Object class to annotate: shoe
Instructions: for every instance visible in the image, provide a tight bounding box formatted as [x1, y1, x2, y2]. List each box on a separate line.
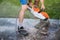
[18, 26, 29, 36]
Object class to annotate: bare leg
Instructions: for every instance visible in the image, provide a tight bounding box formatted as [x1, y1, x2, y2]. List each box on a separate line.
[40, 0, 45, 9]
[28, 0, 32, 7]
[18, 5, 29, 36]
[34, 0, 40, 7]
[28, 0, 32, 3]
[19, 5, 28, 27]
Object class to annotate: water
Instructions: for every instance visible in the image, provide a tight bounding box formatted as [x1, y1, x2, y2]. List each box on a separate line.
[0, 18, 60, 40]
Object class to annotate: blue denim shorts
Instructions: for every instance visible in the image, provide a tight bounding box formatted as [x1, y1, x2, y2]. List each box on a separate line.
[20, 0, 28, 5]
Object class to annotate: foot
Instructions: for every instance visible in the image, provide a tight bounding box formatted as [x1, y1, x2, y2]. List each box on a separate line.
[41, 5, 45, 10]
[18, 26, 29, 36]
[40, 31, 48, 35]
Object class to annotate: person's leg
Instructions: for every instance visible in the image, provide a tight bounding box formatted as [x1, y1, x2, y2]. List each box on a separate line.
[19, 5, 28, 27]
[27, 0, 32, 7]
[28, 0, 32, 3]
[40, 0, 45, 10]
[18, 0, 28, 27]
[34, 0, 40, 7]
[18, 0, 29, 36]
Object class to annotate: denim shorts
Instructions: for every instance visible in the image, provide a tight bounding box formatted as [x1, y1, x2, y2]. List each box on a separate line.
[20, 0, 28, 5]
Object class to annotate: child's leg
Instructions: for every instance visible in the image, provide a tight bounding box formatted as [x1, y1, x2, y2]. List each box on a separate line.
[34, 0, 45, 9]
[28, 0, 33, 7]
[28, 0, 32, 3]
[34, 0, 40, 7]
[40, 0, 45, 9]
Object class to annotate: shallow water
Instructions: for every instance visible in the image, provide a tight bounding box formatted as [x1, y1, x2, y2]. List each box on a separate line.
[0, 18, 60, 40]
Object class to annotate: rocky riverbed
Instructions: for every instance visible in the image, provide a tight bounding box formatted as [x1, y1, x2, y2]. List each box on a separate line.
[0, 18, 60, 40]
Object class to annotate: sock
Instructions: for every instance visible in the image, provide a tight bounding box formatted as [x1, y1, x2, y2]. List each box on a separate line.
[18, 23, 23, 28]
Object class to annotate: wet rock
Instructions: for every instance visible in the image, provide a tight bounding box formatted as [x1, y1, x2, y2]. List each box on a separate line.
[55, 29, 60, 40]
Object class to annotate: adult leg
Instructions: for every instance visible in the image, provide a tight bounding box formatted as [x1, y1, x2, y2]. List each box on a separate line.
[18, 0, 28, 27]
[19, 5, 28, 27]
[18, 0, 28, 36]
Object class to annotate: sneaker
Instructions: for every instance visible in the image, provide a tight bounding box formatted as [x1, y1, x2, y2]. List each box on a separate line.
[18, 26, 29, 36]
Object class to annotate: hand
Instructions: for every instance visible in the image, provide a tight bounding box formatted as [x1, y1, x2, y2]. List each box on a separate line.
[41, 5, 45, 10]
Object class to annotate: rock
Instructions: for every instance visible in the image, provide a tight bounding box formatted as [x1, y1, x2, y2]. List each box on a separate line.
[55, 29, 60, 40]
